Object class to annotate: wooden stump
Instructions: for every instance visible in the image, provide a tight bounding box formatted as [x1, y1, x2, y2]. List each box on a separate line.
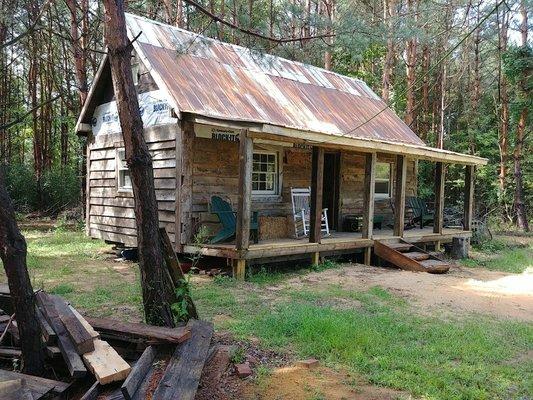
[451, 237, 469, 259]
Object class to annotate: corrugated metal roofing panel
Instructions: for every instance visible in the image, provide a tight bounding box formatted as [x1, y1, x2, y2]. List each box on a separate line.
[125, 13, 425, 146]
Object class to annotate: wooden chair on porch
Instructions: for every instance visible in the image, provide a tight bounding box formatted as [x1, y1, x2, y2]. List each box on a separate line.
[291, 187, 330, 238]
[406, 196, 434, 229]
[209, 196, 259, 244]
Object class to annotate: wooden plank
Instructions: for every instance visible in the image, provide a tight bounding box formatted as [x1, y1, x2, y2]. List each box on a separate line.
[35, 292, 87, 378]
[69, 305, 100, 340]
[36, 307, 56, 344]
[0, 368, 70, 398]
[361, 153, 376, 239]
[393, 155, 407, 237]
[90, 148, 175, 161]
[85, 316, 191, 344]
[433, 162, 445, 234]
[50, 295, 95, 354]
[121, 346, 156, 400]
[151, 320, 213, 400]
[309, 146, 324, 243]
[89, 206, 175, 222]
[180, 120, 194, 245]
[0, 347, 21, 360]
[235, 130, 253, 251]
[82, 339, 131, 384]
[79, 381, 100, 400]
[175, 122, 183, 251]
[464, 165, 475, 231]
[86, 136, 93, 236]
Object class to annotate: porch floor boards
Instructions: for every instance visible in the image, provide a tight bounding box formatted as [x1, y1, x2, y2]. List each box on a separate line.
[184, 227, 470, 260]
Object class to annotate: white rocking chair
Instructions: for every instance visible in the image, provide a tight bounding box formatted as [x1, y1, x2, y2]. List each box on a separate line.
[291, 187, 330, 238]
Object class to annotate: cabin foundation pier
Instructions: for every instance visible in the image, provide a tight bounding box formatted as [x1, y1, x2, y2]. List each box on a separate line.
[232, 259, 246, 280]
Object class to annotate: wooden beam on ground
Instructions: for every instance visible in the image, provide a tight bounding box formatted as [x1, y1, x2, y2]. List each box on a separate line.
[464, 165, 475, 231]
[49, 295, 95, 354]
[85, 316, 191, 344]
[0, 368, 70, 399]
[235, 130, 253, 251]
[362, 152, 377, 239]
[433, 162, 445, 234]
[79, 381, 100, 400]
[309, 146, 324, 243]
[36, 308, 56, 344]
[151, 320, 213, 400]
[121, 346, 156, 400]
[393, 155, 407, 237]
[35, 292, 87, 378]
[82, 339, 131, 384]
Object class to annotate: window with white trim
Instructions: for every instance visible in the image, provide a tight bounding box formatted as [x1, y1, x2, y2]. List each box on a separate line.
[375, 162, 391, 198]
[116, 149, 132, 192]
[252, 151, 279, 196]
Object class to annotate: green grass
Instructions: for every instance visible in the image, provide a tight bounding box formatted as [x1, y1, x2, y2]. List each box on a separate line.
[194, 281, 533, 400]
[463, 237, 532, 273]
[1, 224, 531, 399]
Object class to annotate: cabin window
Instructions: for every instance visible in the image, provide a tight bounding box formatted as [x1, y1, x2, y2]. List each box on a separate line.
[375, 162, 391, 198]
[252, 151, 279, 196]
[116, 149, 132, 192]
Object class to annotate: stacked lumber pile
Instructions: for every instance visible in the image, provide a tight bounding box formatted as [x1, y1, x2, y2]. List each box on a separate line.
[0, 287, 214, 400]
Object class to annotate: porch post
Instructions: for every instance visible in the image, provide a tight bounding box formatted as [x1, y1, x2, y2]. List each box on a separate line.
[393, 155, 407, 237]
[433, 162, 445, 235]
[235, 129, 253, 252]
[362, 152, 376, 265]
[309, 146, 324, 244]
[464, 165, 475, 231]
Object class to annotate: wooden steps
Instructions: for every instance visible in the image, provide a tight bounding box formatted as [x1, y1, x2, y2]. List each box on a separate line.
[374, 240, 451, 274]
[403, 251, 430, 261]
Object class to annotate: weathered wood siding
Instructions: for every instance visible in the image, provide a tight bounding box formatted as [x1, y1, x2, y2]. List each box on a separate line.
[87, 125, 178, 247]
[190, 135, 417, 239]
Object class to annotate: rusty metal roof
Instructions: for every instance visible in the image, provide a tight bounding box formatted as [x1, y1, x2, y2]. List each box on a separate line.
[124, 13, 425, 146]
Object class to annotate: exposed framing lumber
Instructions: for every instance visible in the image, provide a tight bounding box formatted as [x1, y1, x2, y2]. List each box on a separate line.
[433, 162, 445, 234]
[188, 115, 488, 165]
[235, 130, 253, 251]
[464, 165, 475, 231]
[361, 152, 376, 239]
[393, 155, 407, 237]
[309, 146, 325, 243]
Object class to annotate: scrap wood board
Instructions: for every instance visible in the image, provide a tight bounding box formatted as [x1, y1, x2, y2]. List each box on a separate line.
[35, 292, 87, 378]
[0, 368, 70, 399]
[49, 294, 95, 354]
[85, 317, 191, 344]
[82, 339, 132, 384]
[151, 320, 213, 400]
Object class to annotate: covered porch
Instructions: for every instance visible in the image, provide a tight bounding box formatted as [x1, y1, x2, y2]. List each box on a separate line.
[181, 116, 485, 279]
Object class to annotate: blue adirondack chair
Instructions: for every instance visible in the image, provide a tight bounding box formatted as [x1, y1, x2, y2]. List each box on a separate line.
[210, 196, 259, 244]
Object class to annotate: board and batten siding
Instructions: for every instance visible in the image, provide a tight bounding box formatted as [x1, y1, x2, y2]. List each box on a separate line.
[190, 132, 417, 239]
[86, 124, 178, 247]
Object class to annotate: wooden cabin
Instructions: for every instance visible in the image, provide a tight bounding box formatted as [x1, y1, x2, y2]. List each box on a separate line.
[76, 14, 487, 278]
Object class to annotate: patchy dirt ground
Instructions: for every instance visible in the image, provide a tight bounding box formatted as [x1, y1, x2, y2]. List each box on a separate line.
[280, 263, 533, 321]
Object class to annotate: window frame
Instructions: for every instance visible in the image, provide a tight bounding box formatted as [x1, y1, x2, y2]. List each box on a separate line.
[116, 148, 133, 193]
[251, 150, 280, 197]
[374, 162, 392, 199]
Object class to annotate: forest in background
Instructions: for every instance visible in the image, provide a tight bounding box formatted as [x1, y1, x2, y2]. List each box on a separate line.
[0, 0, 530, 230]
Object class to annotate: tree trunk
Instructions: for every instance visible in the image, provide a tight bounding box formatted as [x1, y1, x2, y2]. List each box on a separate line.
[513, 0, 529, 232]
[382, 0, 395, 103]
[0, 174, 46, 375]
[102, 0, 178, 327]
[405, 0, 418, 129]
[497, 5, 509, 201]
